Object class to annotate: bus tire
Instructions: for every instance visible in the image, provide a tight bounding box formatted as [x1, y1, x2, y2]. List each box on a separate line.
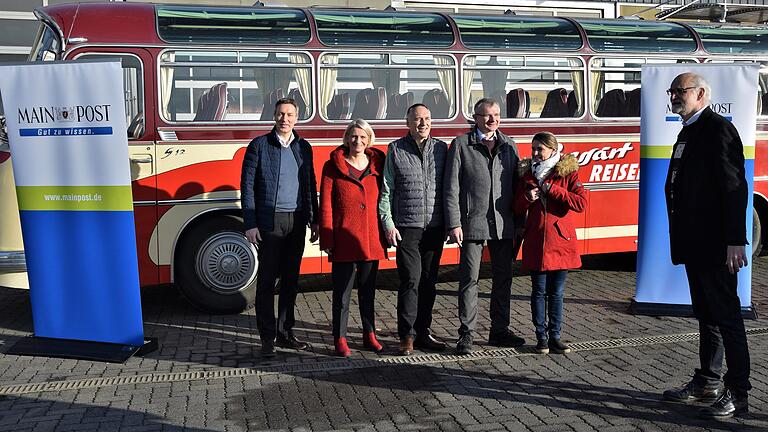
[753, 207, 763, 259]
[175, 215, 257, 314]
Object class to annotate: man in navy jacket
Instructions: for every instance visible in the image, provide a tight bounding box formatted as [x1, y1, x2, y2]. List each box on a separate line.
[241, 98, 319, 358]
[662, 72, 751, 419]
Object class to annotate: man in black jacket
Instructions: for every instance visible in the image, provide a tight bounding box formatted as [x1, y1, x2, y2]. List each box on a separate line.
[241, 98, 319, 358]
[662, 72, 751, 419]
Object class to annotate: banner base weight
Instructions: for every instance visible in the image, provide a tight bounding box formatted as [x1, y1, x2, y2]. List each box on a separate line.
[629, 300, 757, 319]
[5, 336, 155, 363]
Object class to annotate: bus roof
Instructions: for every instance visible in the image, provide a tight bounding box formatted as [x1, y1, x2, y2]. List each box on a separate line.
[36, 2, 768, 56]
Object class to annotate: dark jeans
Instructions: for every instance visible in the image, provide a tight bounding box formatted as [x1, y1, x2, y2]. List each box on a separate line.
[255, 212, 305, 343]
[331, 260, 378, 338]
[458, 239, 515, 336]
[685, 264, 751, 395]
[396, 226, 445, 339]
[530, 270, 568, 341]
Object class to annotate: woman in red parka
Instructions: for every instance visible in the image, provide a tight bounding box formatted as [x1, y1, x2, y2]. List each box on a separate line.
[514, 131, 587, 355]
[319, 118, 387, 357]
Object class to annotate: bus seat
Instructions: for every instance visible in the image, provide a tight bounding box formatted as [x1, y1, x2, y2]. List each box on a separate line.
[423, 88, 449, 118]
[127, 112, 144, 139]
[260, 88, 285, 120]
[287, 88, 307, 119]
[567, 91, 578, 117]
[193, 82, 228, 121]
[351, 88, 381, 119]
[761, 93, 768, 115]
[625, 88, 641, 117]
[375, 87, 387, 119]
[386, 92, 414, 119]
[540, 88, 570, 118]
[327, 93, 351, 120]
[506, 88, 530, 118]
[596, 89, 626, 117]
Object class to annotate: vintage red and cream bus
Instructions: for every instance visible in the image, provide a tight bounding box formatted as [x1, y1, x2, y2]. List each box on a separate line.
[0, 2, 766, 313]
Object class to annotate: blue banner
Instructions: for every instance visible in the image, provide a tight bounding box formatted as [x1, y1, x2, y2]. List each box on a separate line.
[0, 61, 145, 346]
[635, 64, 756, 311]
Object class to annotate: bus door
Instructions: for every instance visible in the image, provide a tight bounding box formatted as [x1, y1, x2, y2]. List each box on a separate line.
[73, 48, 159, 286]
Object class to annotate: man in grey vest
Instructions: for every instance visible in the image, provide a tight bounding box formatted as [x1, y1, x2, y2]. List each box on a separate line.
[444, 97, 524, 355]
[379, 104, 449, 356]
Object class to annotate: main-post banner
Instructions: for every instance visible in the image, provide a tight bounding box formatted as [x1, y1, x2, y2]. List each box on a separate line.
[0, 60, 144, 345]
[636, 64, 757, 310]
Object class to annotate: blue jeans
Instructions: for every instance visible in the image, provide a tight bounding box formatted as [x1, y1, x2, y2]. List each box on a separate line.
[530, 270, 568, 341]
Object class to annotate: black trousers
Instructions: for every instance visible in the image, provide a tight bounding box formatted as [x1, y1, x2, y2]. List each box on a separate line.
[255, 212, 306, 342]
[331, 260, 378, 338]
[458, 239, 515, 336]
[396, 227, 445, 339]
[685, 263, 751, 395]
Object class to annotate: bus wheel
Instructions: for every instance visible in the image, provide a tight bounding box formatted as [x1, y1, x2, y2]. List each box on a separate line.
[754, 207, 763, 259]
[175, 215, 257, 314]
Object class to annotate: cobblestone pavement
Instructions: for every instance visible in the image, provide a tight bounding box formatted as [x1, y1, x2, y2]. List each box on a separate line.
[0, 254, 767, 431]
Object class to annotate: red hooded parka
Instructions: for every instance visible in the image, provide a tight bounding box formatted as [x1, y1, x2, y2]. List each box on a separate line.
[513, 154, 587, 271]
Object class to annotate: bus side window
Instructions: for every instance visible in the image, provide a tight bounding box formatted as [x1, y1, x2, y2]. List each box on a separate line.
[320, 53, 456, 121]
[463, 55, 583, 120]
[591, 57, 696, 119]
[159, 51, 313, 123]
[76, 53, 144, 138]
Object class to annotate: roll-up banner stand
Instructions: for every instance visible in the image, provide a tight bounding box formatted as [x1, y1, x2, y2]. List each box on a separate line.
[0, 60, 155, 362]
[632, 64, 757, 318]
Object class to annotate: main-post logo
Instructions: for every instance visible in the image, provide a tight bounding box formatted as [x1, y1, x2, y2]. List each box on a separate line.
[665, 102, 733, 122]
[17, 104, 113, 137]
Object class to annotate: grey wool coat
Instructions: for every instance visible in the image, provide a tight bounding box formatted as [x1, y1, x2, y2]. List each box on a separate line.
[444, 127, 520, 241]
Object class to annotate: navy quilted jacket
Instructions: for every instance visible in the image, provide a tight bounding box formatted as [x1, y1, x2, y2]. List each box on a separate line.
[240, 129, 319, 231]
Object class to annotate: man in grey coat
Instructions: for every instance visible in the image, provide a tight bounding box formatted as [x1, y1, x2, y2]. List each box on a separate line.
[444, 97, 524, 354]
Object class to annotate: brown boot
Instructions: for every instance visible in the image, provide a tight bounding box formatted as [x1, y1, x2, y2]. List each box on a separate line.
[398, 336, 414, 356]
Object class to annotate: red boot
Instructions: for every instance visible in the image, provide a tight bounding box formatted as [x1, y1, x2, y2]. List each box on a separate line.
[335, 337, 351, 357]
[363, 332, 384, 353]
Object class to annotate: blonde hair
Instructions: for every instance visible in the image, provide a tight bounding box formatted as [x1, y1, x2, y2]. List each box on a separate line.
[532, 131, 560, 152]
[344, 118, 375, 148]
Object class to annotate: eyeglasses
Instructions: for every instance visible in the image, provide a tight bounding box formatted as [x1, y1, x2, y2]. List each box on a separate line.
[473, 113, 500, 120]
[666, 86, 698, 96]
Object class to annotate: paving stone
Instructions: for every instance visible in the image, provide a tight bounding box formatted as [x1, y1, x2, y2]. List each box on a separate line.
[0, 255, 767, 431]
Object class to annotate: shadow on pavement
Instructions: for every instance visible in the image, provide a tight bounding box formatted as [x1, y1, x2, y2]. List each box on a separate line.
[0, 394, 220, 431]
[225, 360, 768, 431]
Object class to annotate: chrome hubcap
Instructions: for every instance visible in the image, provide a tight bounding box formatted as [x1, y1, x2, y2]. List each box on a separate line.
[195, 232, 257, 294]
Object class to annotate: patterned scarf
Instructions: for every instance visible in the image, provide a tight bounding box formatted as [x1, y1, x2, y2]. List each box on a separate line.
[532, 151, 561, 185]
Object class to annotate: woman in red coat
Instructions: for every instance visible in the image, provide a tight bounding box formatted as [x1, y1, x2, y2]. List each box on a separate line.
[319, 118, 387, 357]
[514, 131, 587, 355]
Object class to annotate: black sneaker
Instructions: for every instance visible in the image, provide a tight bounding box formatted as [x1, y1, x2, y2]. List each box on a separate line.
[456, 334, 473, 355]
[548, 339, 571, 354]
[535, 339, 549, 354]
[699, 389, 748, 419]
[275, 332, 309, 351]
[488, 330, 525, 348]
[663, 380, 721, 403]
[261, 339, 276, 358]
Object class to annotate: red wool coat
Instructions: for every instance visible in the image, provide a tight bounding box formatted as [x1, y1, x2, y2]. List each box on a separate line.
[319, 145, 387, 263]
[513, 154, 587, 271]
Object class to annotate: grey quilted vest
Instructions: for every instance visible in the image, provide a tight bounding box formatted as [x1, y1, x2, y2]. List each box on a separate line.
[389, 135, 448, 229]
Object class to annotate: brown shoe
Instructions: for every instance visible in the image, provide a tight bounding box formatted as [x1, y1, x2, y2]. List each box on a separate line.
[398, 336, 414, 356]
